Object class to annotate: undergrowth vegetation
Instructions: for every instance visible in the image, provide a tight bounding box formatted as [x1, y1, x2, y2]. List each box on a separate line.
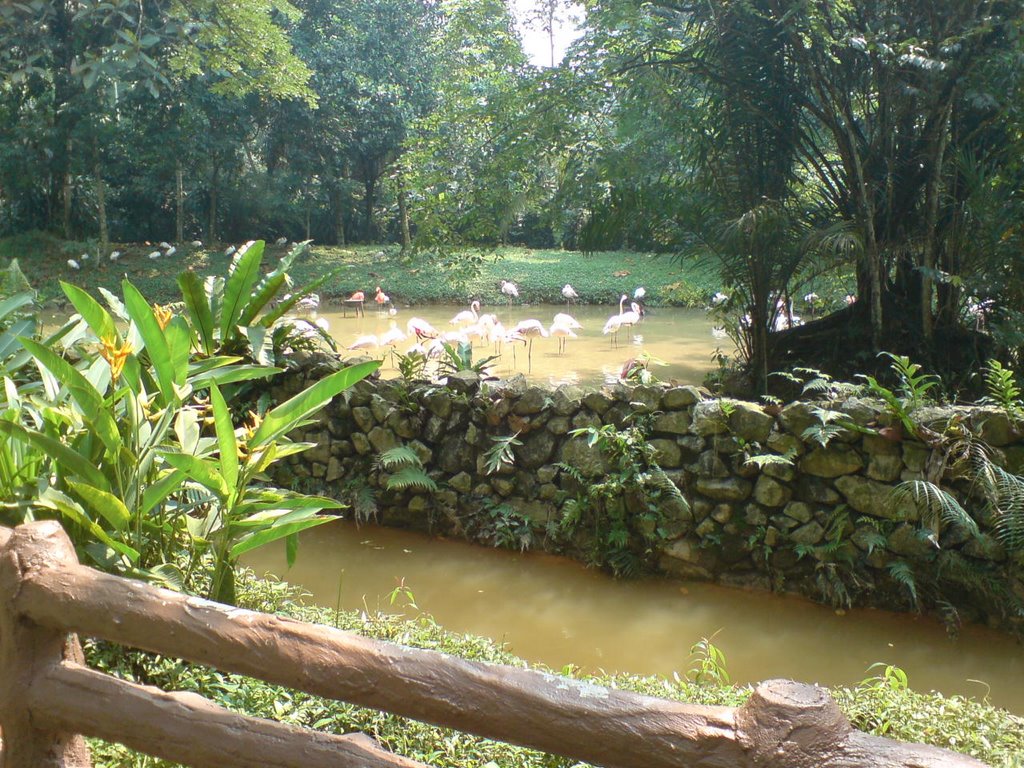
[86, 569, 1024, 768]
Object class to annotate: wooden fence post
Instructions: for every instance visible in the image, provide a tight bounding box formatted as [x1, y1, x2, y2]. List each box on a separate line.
[0, 522, 92, 767]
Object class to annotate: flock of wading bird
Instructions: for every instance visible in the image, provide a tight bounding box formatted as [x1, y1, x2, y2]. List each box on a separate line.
[317, 282, 650, 372]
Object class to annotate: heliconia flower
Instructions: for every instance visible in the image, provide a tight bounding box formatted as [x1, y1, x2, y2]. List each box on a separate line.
[99, 338, 133, 383]
[153, 303, 173, 331]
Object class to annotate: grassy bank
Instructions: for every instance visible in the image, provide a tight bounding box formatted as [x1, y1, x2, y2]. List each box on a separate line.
[86, 570, 1023, 768]
[0, 231, 719, 307]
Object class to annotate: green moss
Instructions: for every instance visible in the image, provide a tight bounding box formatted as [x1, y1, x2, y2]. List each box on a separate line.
[85, 569, 1024, 768]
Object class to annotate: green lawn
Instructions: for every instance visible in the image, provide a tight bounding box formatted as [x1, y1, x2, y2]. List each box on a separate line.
[0, 232, 720, 308]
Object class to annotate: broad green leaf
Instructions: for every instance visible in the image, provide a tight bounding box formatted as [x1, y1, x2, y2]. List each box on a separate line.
[221, 241, 265, 339]
[261, 267, 344, 326]
[19, 337, 121, 453]
[37, 488, 139, 562]
[210, 384, 239, 493]
[122, 281, 175, 404]
[162, 451, 230, 501]
[229, 514, 336, 559]
[237, 272, 287, 327]
[285, 532, 299, 567]
[251, 360, 379, 448]
[61, 282, 117, 343]
[139, 469, 187, 517]
[165, 316, 191, 387]
[178, 270, 215, 355]
[189, 364, 281, 389]
[0, 292, 34, 324]
[0, 421, 108, 490]
[68, 480, 131, 531]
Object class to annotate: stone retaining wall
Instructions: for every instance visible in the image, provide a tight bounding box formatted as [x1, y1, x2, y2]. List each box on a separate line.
[268, 362, 1024, 634]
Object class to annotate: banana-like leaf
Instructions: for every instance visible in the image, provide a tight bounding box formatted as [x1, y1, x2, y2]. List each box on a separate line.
[37, 488, 139, 563]
[260, 266, 344, 327]
[19, 337, 122, 453]
[61, 282, 117, 342]
[123, 281, 175, 404]
[221, 241, 265, 339]
[251, 360, 379, 449]
[139, 469, 187, 517]
[165, 316, 191, 388]
[178, 270, 216, 355]
[229, 514, 336, 559]
[0, 420, 108, 490]
[68, 480, 131, 531]
[0, 292, 34, 323]
[162, 451, 230, 501]
[189, 364, 280, 389]
[210, 383, 239, 494]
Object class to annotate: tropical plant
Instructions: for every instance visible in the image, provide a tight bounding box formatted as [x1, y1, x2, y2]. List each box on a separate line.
[482, 432, 522, 476]
[2, 275, 377, 601]
[980, 359, 1023, 416]
[437, 341, 499, 379]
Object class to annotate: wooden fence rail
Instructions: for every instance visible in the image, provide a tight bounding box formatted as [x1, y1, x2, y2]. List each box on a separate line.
[0, 521, 983, 768]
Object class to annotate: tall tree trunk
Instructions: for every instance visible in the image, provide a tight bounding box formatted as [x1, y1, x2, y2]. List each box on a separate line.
[305, 198, 311, 242]
[363, 176, 376, 242]
[921, 102, 953, 341]
[62, 138, 73, 239]
[398, 180, 411, 251]
[176, 160, 185, 243]
[208, 162, 219, 242]
[93, 148, 108, 255]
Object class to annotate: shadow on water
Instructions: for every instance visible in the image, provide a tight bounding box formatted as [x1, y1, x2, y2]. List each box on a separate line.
[246, 521, 1024, 715]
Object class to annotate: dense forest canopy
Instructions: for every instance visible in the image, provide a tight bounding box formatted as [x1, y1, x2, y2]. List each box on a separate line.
[0, 0, 1022, 384]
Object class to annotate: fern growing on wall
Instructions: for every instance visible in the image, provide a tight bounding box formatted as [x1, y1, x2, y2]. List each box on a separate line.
[375, 446, 438, 493]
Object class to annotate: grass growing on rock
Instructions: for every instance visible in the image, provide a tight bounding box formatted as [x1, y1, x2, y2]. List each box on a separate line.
[1, 232, 718, 308]
[86, 570, 1024, 768]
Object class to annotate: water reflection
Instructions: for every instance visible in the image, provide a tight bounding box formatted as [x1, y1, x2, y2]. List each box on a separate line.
[312, 303, 728, 388]
[247, 521, 1024, 715]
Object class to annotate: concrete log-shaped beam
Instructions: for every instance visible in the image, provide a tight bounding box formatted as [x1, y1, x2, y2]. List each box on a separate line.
[0, 524, 92, 767]
[6, 522, 988, 768]
[735, 680, 983, 767]
[29, 662, 429, 768]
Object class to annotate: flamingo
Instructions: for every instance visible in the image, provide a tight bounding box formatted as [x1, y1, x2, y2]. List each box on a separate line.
[549, 321, 577, 354]
[406, 317, 439, 340]
[603, 295, 629, 345]
[67, 259, 80, 270]
[164, 245, 177, 257]
[552, 312, 582, 330]
[374, 286, 391, 313]
[348, 290, 365, 302]
[511, 319, 547, 372]
[190, 240, 203, 247]
[619, 301, 642, 338]
[295, 293, 320, 315]
[159, 241, 172, 250]
[348, 334, 379, 351]
[562, 284, 579, 304]
[147, 250, 161, 260]
[450, 300, 481, 328]
[378, 322, 407, 364]
[711, 291, 729, 307]
[633, 286, 646, 301]
[503, 328, 526, 366]
[500, 280, 519, 305]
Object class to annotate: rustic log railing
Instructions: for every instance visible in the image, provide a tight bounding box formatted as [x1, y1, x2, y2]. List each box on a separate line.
[0, 521, 983, 768]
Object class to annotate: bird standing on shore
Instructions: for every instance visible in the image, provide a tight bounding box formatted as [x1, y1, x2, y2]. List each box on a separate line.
[500, 280, 519, 305]
[562, 284, 579, 304]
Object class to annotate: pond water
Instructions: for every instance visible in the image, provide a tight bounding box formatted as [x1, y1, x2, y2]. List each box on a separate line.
[315, 302, 727, 387]
[246, 521, 1024, 715]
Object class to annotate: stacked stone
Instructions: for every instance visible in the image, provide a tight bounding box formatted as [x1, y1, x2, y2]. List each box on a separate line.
[267, 363, 1023, 630]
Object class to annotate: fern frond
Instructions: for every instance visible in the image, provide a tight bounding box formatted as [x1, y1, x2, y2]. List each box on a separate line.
[889, 480, 979, 538]
[648, 466, 690, 512]
[976, 462, 1024, 551]
[375, 446, 421, 472]
[386, 466, 438, 492]
[887, 560, 919, 609]
[743, 450, 796, 469]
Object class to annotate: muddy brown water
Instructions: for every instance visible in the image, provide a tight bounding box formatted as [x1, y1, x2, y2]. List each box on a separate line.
[246, 521, 1024, 715]
[316, 303, 727, 387]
